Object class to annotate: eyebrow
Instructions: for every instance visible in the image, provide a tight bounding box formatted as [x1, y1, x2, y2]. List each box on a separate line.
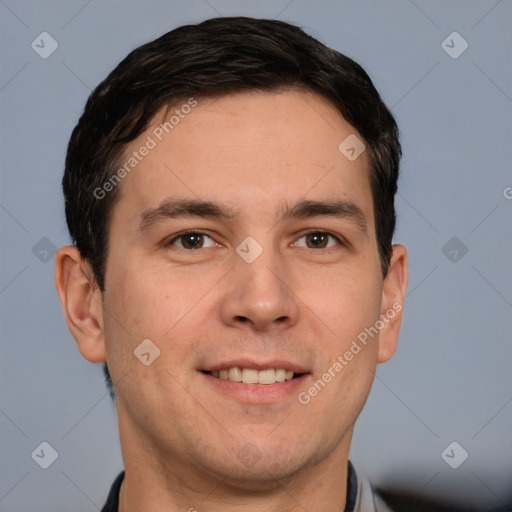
[283, 199, 367, 233]
[138, 198, 367, 234]
[139, 199, 235, 231]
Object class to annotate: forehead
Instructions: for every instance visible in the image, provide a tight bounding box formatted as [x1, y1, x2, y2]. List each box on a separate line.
[112, 90, 373, 228]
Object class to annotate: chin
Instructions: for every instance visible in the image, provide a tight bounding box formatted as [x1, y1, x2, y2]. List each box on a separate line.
[220, 461, 305, 491]
[201, 440, 318, 491]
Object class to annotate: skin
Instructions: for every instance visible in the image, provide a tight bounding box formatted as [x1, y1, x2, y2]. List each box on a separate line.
[55, 90, 408, 511]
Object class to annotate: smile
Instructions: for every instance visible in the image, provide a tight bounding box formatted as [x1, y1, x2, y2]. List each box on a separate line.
[203, 367, 302, 385]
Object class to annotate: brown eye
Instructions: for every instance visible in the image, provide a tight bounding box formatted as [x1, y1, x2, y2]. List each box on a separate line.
[305, 232, 329, 248]
[180, 233, 204, 249]
[168, 232, 216, 250]
[293, 231, 341, 250]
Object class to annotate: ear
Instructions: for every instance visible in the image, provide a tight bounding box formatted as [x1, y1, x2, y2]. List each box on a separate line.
[55, 246, 106, 363]
[377, 244, 408, 364]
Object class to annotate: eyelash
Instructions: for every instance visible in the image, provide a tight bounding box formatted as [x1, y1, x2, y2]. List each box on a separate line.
[296, 229, 345, 249]
[164, 230, 217, 250]
[165, 229, 345, 250]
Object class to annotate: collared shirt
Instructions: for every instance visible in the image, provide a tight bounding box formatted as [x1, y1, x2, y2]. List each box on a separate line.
[101, 461, 392, 512]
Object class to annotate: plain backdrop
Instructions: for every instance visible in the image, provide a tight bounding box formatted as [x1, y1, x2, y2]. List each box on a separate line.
[1, 1, 511, 510]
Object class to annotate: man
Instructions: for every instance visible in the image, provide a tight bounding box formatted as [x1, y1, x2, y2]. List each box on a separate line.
[55, 17, 407, 512]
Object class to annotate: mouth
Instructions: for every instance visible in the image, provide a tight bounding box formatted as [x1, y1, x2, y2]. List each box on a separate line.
[199, 360, 310, 403]
[202, 367, 305, 385]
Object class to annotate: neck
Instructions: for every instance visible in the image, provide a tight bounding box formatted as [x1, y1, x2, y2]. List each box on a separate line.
[120, 463, 350, 512]
[116, 403, 352, 512]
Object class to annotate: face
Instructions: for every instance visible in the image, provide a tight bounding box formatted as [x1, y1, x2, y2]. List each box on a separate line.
[93, 90, 403, 485]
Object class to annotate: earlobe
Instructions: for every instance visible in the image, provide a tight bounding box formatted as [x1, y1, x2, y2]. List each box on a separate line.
[377, 244, 408, 364]
[55, 246, 106, 363]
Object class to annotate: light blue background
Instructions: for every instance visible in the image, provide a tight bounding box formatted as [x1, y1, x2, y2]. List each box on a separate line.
[1, 1, 511, 510]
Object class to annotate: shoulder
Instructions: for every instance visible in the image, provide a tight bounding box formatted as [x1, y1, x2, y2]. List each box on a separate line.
[352, 464, 394, 512]
[101, 471, 124, 512]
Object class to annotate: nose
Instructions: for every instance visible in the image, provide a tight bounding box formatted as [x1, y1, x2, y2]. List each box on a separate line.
[219, 244, 300, 333]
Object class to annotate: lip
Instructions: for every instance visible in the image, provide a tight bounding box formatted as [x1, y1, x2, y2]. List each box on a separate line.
[200, 371, 310, 404]
[201, 359, 309, 373]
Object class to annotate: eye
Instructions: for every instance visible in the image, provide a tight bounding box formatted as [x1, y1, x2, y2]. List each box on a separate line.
[167, 231, 217, 250]
[294, 231, 341, 249]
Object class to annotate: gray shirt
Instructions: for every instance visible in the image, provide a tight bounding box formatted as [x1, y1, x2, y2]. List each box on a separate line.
[352, 464, 393, 512]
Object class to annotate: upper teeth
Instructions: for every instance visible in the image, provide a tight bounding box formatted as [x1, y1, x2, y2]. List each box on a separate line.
[210, 368, 294, 384]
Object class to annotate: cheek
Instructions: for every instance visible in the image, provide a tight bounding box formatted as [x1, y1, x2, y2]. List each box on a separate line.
[312, 270, 382, 417]
[105, 261, 186, 333]
[102, 264, 213, 368]
[326, 358, 375, 427]
[100, 266, 167, 381]
[305, 267, 382, 347]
